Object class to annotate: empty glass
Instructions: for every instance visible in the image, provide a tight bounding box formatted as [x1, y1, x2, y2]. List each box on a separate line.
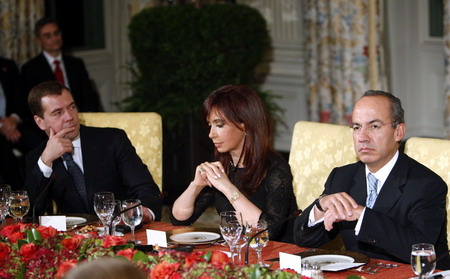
[245, 219, 269, 266]
[9, 190, 30, 224]
[219, 211, 243, 264]
[122, 199, 143, 244]
[110, 200, 122, 236]
[411, 243, 436, 279]
[0, 184, 11, 226]
[94, 192, 115, 236]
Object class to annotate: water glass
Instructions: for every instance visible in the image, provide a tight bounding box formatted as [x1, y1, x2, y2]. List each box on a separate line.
[411, 243, 436, 278]
[219, 211, 243, 264]
[0, 184, 11, 226]
[245, 219, 269, 266]
[111, 200, 122, 235]
[122, 199, 143, 244]
[9, 190, 30, 224]
[94, 192, 115, 236]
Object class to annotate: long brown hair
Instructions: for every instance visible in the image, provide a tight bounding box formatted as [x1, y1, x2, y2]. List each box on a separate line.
[202, 85, 273, 194]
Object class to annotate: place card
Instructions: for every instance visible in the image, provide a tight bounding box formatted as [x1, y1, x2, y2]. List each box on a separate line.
[146, 229, 168, 247]
[39, 215, 66, 231]
[279, 252, 302, 274]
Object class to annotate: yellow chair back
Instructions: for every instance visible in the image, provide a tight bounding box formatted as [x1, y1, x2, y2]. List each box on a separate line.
[78, 112, 163, 191]
[404, 137, 450, 244]
[289, 121, 358, 211]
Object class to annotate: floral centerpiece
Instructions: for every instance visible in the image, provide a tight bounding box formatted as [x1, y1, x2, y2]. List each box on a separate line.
[0, 223, 305, 278]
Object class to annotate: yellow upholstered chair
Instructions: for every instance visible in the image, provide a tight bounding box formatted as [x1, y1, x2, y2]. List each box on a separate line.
[78, 112, 163, 191]
[404, 137, 450, 244]
[288, 121, 358, 212]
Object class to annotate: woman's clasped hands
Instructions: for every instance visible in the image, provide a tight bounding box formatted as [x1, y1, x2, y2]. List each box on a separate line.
[195, 161, 231, 192]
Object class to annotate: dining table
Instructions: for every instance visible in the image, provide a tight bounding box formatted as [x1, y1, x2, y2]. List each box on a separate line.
[3, 217, 431, 278]
[125, 221, 422, 279]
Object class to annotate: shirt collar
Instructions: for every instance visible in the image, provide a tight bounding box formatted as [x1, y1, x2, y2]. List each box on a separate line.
[43, 51, 63, 65]
[71, 135, 81, 148]
[365, 150, 399, 186]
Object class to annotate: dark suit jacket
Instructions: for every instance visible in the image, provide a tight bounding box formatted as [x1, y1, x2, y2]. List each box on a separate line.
[24, 125, 163, 220]
[293, 153, 450, 269]
[0, 57, 24, 117]
[21, 53, 101, 113]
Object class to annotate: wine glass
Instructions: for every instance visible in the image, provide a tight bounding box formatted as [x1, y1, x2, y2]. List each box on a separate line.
[110, 200, 122, 236]
[9, 190, 30, 224]
[94, 192, 115, 236]
[235, 231, 248, 264]
[245, 219, 269, 267]
[219, 211, 243, 264]
[122, 199, 143, 244]
[0, 185, 11, 226]
[411, 243, 436, 278]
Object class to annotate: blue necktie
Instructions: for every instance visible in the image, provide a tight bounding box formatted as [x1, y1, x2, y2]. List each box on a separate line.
[366, 173, 379, 209]
[62, 153, 89, 209]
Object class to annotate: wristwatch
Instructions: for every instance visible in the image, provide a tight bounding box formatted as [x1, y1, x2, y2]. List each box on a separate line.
[314, 194, 327, 212]
[229, 191, 240, 204]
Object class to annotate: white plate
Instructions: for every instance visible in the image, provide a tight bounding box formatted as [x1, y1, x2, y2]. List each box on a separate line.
[169, 231, 220, 244]
[66, 216, 87, 226]
[302, 254, 355, 267]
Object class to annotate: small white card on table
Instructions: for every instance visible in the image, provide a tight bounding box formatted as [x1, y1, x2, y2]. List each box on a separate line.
[146, 229, 168, 247]
[279, 252, 302, 274]
[39, 215, 66, 231]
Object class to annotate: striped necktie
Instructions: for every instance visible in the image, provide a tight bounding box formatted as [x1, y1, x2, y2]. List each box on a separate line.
[366, 173, 379, 209]
[62, 152, 88, 209]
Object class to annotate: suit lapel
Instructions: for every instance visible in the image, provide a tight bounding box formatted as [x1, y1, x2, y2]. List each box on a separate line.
[38, 53, 55, 80]
[372, 154, 407, 213]
[79, 126, 99, 211]
[350, 164, 367, 206]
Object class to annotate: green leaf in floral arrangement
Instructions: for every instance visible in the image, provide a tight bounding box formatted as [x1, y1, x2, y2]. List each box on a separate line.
[276, 272, 288, 279]
[17, 239, 28, 249]
[346, 275, 365, 279]
[250, 266, 262, 279]
[132, 250, 149, 262]
[16, 263, 26, 279]
[79, 238, 94, 254]
[202, 250, 212, 262]
[31, 228, 42, 243]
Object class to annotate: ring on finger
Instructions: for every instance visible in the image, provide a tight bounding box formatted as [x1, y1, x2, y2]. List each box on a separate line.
[199, 167, 205, 172]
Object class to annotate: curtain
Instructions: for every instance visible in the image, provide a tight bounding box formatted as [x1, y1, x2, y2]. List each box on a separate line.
[303, 0, 387, 125]
[0, 0, 44, 65]
[445, 0, 450, 139]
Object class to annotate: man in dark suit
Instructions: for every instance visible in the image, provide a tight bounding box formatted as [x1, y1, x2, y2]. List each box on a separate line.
[293, 91, 450, 269]
[21, 18, 101, 113]
[0, 57, 45, 188]
[24, 81, 162, 222]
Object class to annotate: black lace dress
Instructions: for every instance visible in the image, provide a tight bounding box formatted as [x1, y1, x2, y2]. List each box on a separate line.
[169, 152, 298, 242]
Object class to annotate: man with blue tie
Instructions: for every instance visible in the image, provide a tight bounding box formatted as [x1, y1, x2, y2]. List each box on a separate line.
[24, 81, 162, 223]
[293, 91, 450, 269]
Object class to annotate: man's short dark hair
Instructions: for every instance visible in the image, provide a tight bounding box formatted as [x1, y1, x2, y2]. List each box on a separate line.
[34, 18, 60, 37]
[28, 81, 71, 118]
[362, 90, 405, 127]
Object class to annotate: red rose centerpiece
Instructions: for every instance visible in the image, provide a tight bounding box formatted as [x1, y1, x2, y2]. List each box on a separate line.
[0, 223, 304, 278]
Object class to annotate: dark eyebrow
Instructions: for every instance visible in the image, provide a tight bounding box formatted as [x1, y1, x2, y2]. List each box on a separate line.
[352, 119, 383, 126]
[211, 119, 225, 124]
[50, 108, 62, 115]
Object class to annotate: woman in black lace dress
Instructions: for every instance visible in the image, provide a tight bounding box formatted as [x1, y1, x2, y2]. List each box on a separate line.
[170, 85, 298, 242]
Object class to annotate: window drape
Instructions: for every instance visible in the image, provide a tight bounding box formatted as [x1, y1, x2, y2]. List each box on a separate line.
[0, 0, 44, 65]
[303, 0, 387, 125]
